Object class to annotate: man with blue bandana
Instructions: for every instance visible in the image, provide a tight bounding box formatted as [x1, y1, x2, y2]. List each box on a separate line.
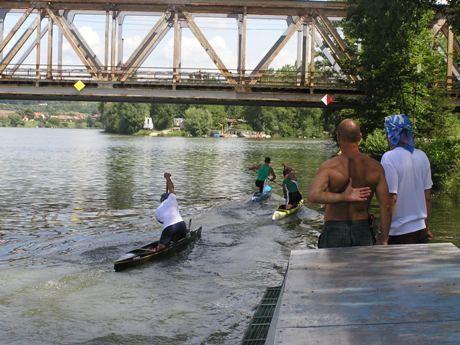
[381, 114, 433, 244]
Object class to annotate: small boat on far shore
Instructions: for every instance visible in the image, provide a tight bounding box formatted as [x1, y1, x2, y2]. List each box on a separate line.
[238, 130, 271, 139]
[114, 225, 202, 272]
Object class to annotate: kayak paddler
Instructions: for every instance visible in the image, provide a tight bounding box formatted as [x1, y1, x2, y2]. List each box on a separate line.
[249, 157, 276, 194]
[282, 167, 302, 209]
[154, 172, 187, 252]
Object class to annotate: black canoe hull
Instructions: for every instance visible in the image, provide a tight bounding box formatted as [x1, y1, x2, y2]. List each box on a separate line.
[114, 226, 202, 272]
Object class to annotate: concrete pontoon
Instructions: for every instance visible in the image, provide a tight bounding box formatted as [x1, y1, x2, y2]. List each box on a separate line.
[266, 243, 460, 345]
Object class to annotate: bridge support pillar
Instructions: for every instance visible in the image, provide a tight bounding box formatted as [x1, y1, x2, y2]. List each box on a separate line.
[173, 12, 182, 87]
[0, 10, 8, 61]
[237, 10, 247, 85]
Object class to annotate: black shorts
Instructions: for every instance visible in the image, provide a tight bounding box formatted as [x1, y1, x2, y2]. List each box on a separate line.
[287, 191, 302, 205]
[159, 221, 187, 245]
[255, 179, 265, 193]
[388, 229, 430, 245]
[318, 220, 373, 248]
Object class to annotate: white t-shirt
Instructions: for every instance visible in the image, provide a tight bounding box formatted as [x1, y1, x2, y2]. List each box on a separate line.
[381, 147, 432, 236]
[154, 193, 183, 229]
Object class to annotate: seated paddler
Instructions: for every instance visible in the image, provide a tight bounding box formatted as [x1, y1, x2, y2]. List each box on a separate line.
[282, 167, 302, 209]
[154, 172, 187, 252]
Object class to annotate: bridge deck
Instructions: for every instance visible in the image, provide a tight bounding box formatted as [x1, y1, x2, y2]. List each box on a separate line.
[267, 243, 460, 345]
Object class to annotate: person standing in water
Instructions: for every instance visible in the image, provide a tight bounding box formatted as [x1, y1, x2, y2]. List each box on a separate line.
[249, 157, 276, 194]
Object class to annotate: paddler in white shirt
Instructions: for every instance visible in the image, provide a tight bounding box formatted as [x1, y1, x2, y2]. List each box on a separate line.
[154, 172, 187, 252]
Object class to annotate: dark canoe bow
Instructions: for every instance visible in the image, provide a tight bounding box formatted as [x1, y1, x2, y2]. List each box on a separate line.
[114, 226, 202, 272]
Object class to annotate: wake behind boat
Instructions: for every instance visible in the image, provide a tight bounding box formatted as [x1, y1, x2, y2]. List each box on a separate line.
[272, 199, 304, 220]
[114, 226, 202, 272]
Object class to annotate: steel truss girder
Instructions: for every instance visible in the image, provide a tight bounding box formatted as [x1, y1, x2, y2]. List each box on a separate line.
[1, 1, 348, 17]
[46, 9, 101, 77]
[431, 18, 460, 82]
[0, 83, 361, 108]
[182, 11, 236, 85]
[249, 15, 308, 85]
[0, 4, 356, 88]
[0, 3, 459, 102]
[0, 14, 40, 75]
[120, 11, 172, 82]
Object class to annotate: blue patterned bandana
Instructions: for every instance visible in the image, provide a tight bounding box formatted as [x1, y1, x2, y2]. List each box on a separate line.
[384, 114, 415, 153]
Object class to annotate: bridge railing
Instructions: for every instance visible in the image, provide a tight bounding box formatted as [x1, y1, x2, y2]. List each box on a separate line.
[0, 64, 352, 89]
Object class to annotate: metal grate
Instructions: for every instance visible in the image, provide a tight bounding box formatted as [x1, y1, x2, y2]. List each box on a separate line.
[241, 286, 282, 345]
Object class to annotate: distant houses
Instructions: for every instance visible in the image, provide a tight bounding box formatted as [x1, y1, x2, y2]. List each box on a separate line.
[172, 118, 184, 131]
[141, 116, 269, 138]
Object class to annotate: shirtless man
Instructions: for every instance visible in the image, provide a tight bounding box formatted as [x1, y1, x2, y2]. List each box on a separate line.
[308, 119, 391, 248]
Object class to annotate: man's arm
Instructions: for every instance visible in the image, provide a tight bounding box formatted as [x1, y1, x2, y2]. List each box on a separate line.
[249, 164, 261, 171]
[308, 164, 372, 204]
[374, 173, 392, 245]
[425, 189, 433, 240]
[164, 172, 176, 194]
[269, 167, 276, 181]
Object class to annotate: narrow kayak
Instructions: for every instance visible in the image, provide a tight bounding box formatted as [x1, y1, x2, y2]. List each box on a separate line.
[114, 226, 202, 272]
[272, 199, 304, 220]
[252, 185, 272, 202]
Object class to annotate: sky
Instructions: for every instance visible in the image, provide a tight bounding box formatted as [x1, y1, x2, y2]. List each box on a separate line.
[2, 11, 305, 75]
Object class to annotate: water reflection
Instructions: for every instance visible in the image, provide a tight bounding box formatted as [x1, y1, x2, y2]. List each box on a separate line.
[106, 145, 136, 209]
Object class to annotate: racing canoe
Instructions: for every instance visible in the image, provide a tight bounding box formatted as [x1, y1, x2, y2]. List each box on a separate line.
[272, 199, 304, 220]
[114, 226, 202, 272]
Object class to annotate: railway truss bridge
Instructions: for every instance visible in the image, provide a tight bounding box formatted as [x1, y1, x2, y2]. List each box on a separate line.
[0, 0, 459, 108]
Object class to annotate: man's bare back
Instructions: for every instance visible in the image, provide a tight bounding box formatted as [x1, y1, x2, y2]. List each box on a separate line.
[308, 119, 391, 245]
[322, 151, 386, 221]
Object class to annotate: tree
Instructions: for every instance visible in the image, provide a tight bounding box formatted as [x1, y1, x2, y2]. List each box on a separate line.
[18, 108, 34, 120]
[47, 117, 61, 127]
[151, 103, 181, 130]
[343, 0, 453, 137]
[206, 105, 227, 128]
[446, 1, 460, 35]
[117, 103, 150, 134]
[100, 102, 149, 134]
[243, 106, 265, 132]
[296, 108, 324, 138]
[99, 103, 119, 133]
[225, 105, 244, 119]
[183, 107, 212, 136]
[8, 114, 21, 127]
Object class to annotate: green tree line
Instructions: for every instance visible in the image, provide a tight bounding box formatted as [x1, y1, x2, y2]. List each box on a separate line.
[99, 100, 325, 139]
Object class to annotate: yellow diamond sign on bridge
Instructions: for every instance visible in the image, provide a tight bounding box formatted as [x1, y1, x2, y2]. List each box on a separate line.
[74, 80, 86, 92]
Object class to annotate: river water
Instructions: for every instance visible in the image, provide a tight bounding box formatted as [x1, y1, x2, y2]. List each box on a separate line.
[0, 128, 458, 345]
